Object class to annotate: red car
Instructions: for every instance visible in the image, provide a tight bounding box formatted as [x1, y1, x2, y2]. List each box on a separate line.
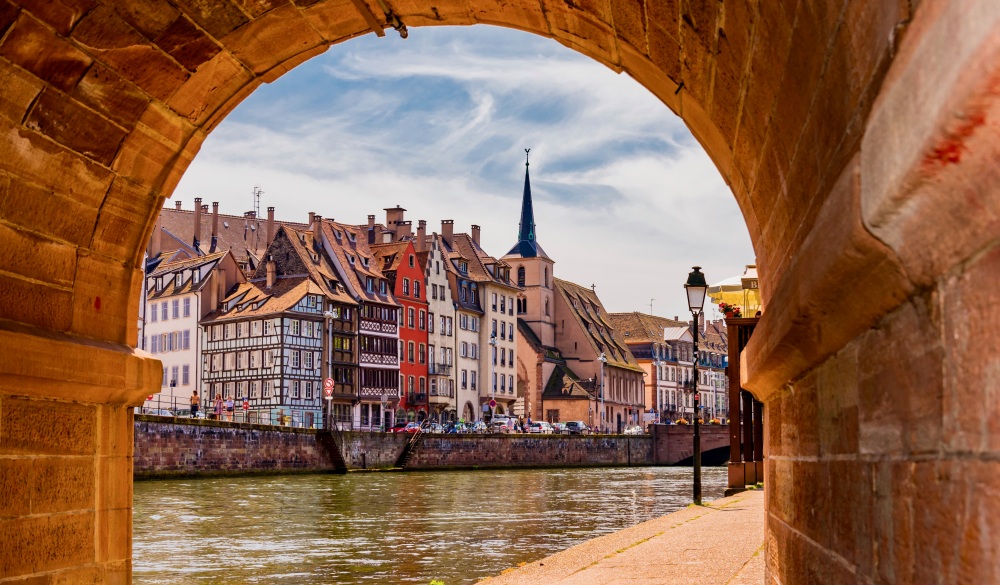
[391, 422, 421, 433]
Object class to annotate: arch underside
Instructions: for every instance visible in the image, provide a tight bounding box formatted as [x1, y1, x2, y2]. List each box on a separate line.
[4, 0, 1000, 583]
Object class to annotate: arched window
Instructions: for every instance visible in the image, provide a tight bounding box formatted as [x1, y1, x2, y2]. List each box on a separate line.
[517, 266, 525, 287]
[544, 267, 549, 287]
[545, 297, 550, 316]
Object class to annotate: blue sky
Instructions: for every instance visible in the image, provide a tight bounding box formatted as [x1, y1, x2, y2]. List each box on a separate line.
[173, 25, 754, 320]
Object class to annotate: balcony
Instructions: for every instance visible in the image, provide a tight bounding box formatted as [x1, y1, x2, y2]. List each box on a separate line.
[430, 387, 455, 399]
[429, 363, 452, 376]
[406, 392, 428, 404]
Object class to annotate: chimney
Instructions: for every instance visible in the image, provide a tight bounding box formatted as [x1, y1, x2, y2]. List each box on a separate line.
[175, 200, 182, 210]
[308, 211, 315, 226]
[471, 224, 481, 246]
[416, 220, 426, 252]
[192, 197, 202, 250]
[313, 214, 322, 247]
[266, 257, 276, 289]
[367, 215, 376, 245]
[397, 220, 412, 240]
[385, 205, 406, 232]
[210, 201, 219, 252]
[266, 207, 275, 244]
[441, 219, 454, 248]
[150, 214, 162, 258]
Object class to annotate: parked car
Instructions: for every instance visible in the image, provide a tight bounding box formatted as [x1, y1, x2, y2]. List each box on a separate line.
[468, 421, 489, 434]
[491, 416, 515, 433]
[528, 421, 554, 434]
[144, 408, 174, 417]
[551, 422, 568, 434]
[391, 422, 421, 433]
[564, 421, 591, 435]
[427, 423, 445, 434]
[623, 425, 645, 435]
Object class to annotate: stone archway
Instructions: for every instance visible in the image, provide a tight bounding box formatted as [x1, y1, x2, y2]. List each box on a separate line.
[2, 1, 1000, 582]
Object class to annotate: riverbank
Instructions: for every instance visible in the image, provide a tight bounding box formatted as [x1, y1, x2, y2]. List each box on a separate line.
[476, 489, 765, 585]
[133, 416, 731, 478]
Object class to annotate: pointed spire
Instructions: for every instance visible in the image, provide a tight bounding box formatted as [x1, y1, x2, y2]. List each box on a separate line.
[507, 148, 549, 259]
[518, 148, 535, 244]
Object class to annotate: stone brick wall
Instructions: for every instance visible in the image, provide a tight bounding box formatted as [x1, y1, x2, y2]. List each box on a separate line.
[133, 416, 337, 478]
[406, 434, 654, 469]
[337, 430, 409, 469]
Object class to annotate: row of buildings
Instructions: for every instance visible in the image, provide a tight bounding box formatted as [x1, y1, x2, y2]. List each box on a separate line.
[140, 161, 729, 430]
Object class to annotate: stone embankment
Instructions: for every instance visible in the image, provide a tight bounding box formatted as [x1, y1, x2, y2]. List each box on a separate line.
[134, 417, 730, 478]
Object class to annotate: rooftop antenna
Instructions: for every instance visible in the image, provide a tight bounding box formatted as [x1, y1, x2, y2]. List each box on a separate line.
[252, 185, 263, 248]
[650, 298, 655, 315]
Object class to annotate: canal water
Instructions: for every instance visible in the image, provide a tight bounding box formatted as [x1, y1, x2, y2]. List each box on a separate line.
[133, 466, 727, 584]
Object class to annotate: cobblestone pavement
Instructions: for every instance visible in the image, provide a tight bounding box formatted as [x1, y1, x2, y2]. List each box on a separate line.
[477, 490, 765, 585]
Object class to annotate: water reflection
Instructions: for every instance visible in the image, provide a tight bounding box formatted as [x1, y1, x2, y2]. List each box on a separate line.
[133, 467, 727, 584]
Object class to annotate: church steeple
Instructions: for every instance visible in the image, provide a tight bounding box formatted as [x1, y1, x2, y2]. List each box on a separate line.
[518, 149, 536, 244]
[507, 149, 548, 259]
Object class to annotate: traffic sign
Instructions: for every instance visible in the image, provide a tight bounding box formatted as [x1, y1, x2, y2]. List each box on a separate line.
[146, 395, 153, 401]
[324, 378, 334, 390]
[324, 386, 333, 399]
[488, 399, 497, 408]
[242, 400, 249, 411]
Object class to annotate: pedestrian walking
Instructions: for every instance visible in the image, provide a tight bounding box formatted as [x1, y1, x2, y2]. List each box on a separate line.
[190, 390, 199, 418]
[225, 396, 234, 421]
[213, 395, 223, 420]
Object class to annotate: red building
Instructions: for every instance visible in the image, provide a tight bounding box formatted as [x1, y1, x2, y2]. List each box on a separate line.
[371, 240, 429, 421]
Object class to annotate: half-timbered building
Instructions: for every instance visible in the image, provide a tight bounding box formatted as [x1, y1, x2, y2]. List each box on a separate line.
[200, 225, 357, 427]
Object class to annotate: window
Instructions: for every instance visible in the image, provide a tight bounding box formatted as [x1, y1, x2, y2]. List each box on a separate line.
[409, 254, 414, 267]
[500, 321, 506, 340]
[263, 380, 272, 399]
[292, 380, 300, 399]
[171, 366, 178, 387]
[407, 308, 414, 329]
[407, 342, 415, 363]
[517, 266, 525, 286]
[447, 317, 453, 335]
[500, 296, 505, 313]
[492, 293, 497, 311]
[428, 312, 434, 333]
[471, 371, 477, 389]
[402, 278, 410, 296]
[150, 335, 159, 353]
[292, 350, 300, 368]
[250, 381, 259, 399]
[172, 299, 179, 319]
[492, 319, 497, 336]
[264, 320, 274, 335]
[460, 342, 468, 358]
[305, 381, 313, 400]
[160, 302, 167, 321]
[418, 310, 426, 330]
[418, 344, 426, 364]
[470, 343, 478, 359]
[380, 280, 387, 294]
[290, 319, 300, 336]
[224, 353, 235, 370]
[250, 350, 259, 368]
[175, 274, 182, 288]
[419, 377, 426, 393]
[192, 271, 199, 284]
[508, 348, 513, 365]
[545, 298, 550, 316]
[509, 375, 514, 393]
[461, 369, 468, 388]
[366, 277, 374, 292]
[305, 352, 313, 369]
[237, 321, 246, 338]
[183, 297, 191, 317]
[508, 296, 514, 315]
[225, 323, 235, 339]
[414, 281, 420, 298]
[149, 306, 157, 322]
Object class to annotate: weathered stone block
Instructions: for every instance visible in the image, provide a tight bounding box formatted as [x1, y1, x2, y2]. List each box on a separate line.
[25, 87, 127, 166]
[0, 12, 92, 92]
[18, 0, 93, 35]
[0, 60, 43, 125]
[73, 63, 151, 129]
[0, 398, 96, 456]
[31, 457, 95, 514]
[0, 512, 94, 578]
[154, 14, 222, 71]
[172, 0, 248, 39]
[220, 3, 325, 75]
[72, 5, 190, 102]
[97, 456, 132, 510]
[0, 458, 32, 517]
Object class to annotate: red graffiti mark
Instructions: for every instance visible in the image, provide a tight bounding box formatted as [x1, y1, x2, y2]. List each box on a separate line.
[94, 297, 101, 311]
[921, 112, 986, 171]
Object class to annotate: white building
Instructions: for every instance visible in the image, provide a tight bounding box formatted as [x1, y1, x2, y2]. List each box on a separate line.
[142, 250, 244, 412]
[421, 227, 458, 422]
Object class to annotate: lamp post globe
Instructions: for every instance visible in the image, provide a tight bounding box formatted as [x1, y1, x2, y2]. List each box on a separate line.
[684, 266, 706, 505]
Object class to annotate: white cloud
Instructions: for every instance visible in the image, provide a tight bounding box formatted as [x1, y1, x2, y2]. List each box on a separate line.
[173, 25, 753, 320]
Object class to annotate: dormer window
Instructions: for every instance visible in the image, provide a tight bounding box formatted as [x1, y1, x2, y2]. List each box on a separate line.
[348, 254, 355, 265]
[361, 257, 369, 268]
[175, 274, 183, 287]
[379, 280, 387, 294]
[409, 255, 414, 267]
[459, 261, 468, 274]
[334, 229, 342, 240]
[348, 232, 356, 242]
[156, 277, 163, 291]
[193, 271, 200, 284]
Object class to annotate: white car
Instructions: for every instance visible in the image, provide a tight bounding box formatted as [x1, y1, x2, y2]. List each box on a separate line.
[528, 421, 554, 434]
[491, 416, 515, 433]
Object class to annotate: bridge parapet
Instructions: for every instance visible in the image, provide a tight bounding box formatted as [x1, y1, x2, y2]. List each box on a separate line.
[650, 424, 730, 465]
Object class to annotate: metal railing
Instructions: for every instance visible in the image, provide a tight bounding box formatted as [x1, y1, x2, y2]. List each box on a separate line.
[138, 395, 323, 429]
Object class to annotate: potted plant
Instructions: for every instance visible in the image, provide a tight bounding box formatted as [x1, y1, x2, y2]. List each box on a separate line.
[676, 417, 690, 425]
[718, 302, 742, 318]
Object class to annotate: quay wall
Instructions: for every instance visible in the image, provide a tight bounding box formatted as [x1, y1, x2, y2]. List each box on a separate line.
[134, 418, 728, 478]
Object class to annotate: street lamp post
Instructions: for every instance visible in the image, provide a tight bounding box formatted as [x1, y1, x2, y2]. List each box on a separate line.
[323, 309, 335, 431]
[685, 266, 708, 505]
[488, 333, 498, 421]
[598, 352, 607, 433]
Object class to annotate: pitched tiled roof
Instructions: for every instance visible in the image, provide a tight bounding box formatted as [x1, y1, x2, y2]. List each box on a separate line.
[319, 219, 398, 306]
[517, 318, 561, 361]
[449, 233, 519, 291]
[554, 278, 642, 373]
[156, 207, 309, 266]
[542, 363, 595, 399]
[147, 250, 235, 300]
[201, 278, 321, 323]
[370, 241, 410, 274]
[252, 225, 357, 307]
[607, 312, 689, 344]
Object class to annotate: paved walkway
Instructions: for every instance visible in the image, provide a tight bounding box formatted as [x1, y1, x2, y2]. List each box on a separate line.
[476, 490, 765, 585]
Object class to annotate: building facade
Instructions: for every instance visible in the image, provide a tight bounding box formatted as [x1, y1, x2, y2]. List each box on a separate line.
[421, 227, 458, 422]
